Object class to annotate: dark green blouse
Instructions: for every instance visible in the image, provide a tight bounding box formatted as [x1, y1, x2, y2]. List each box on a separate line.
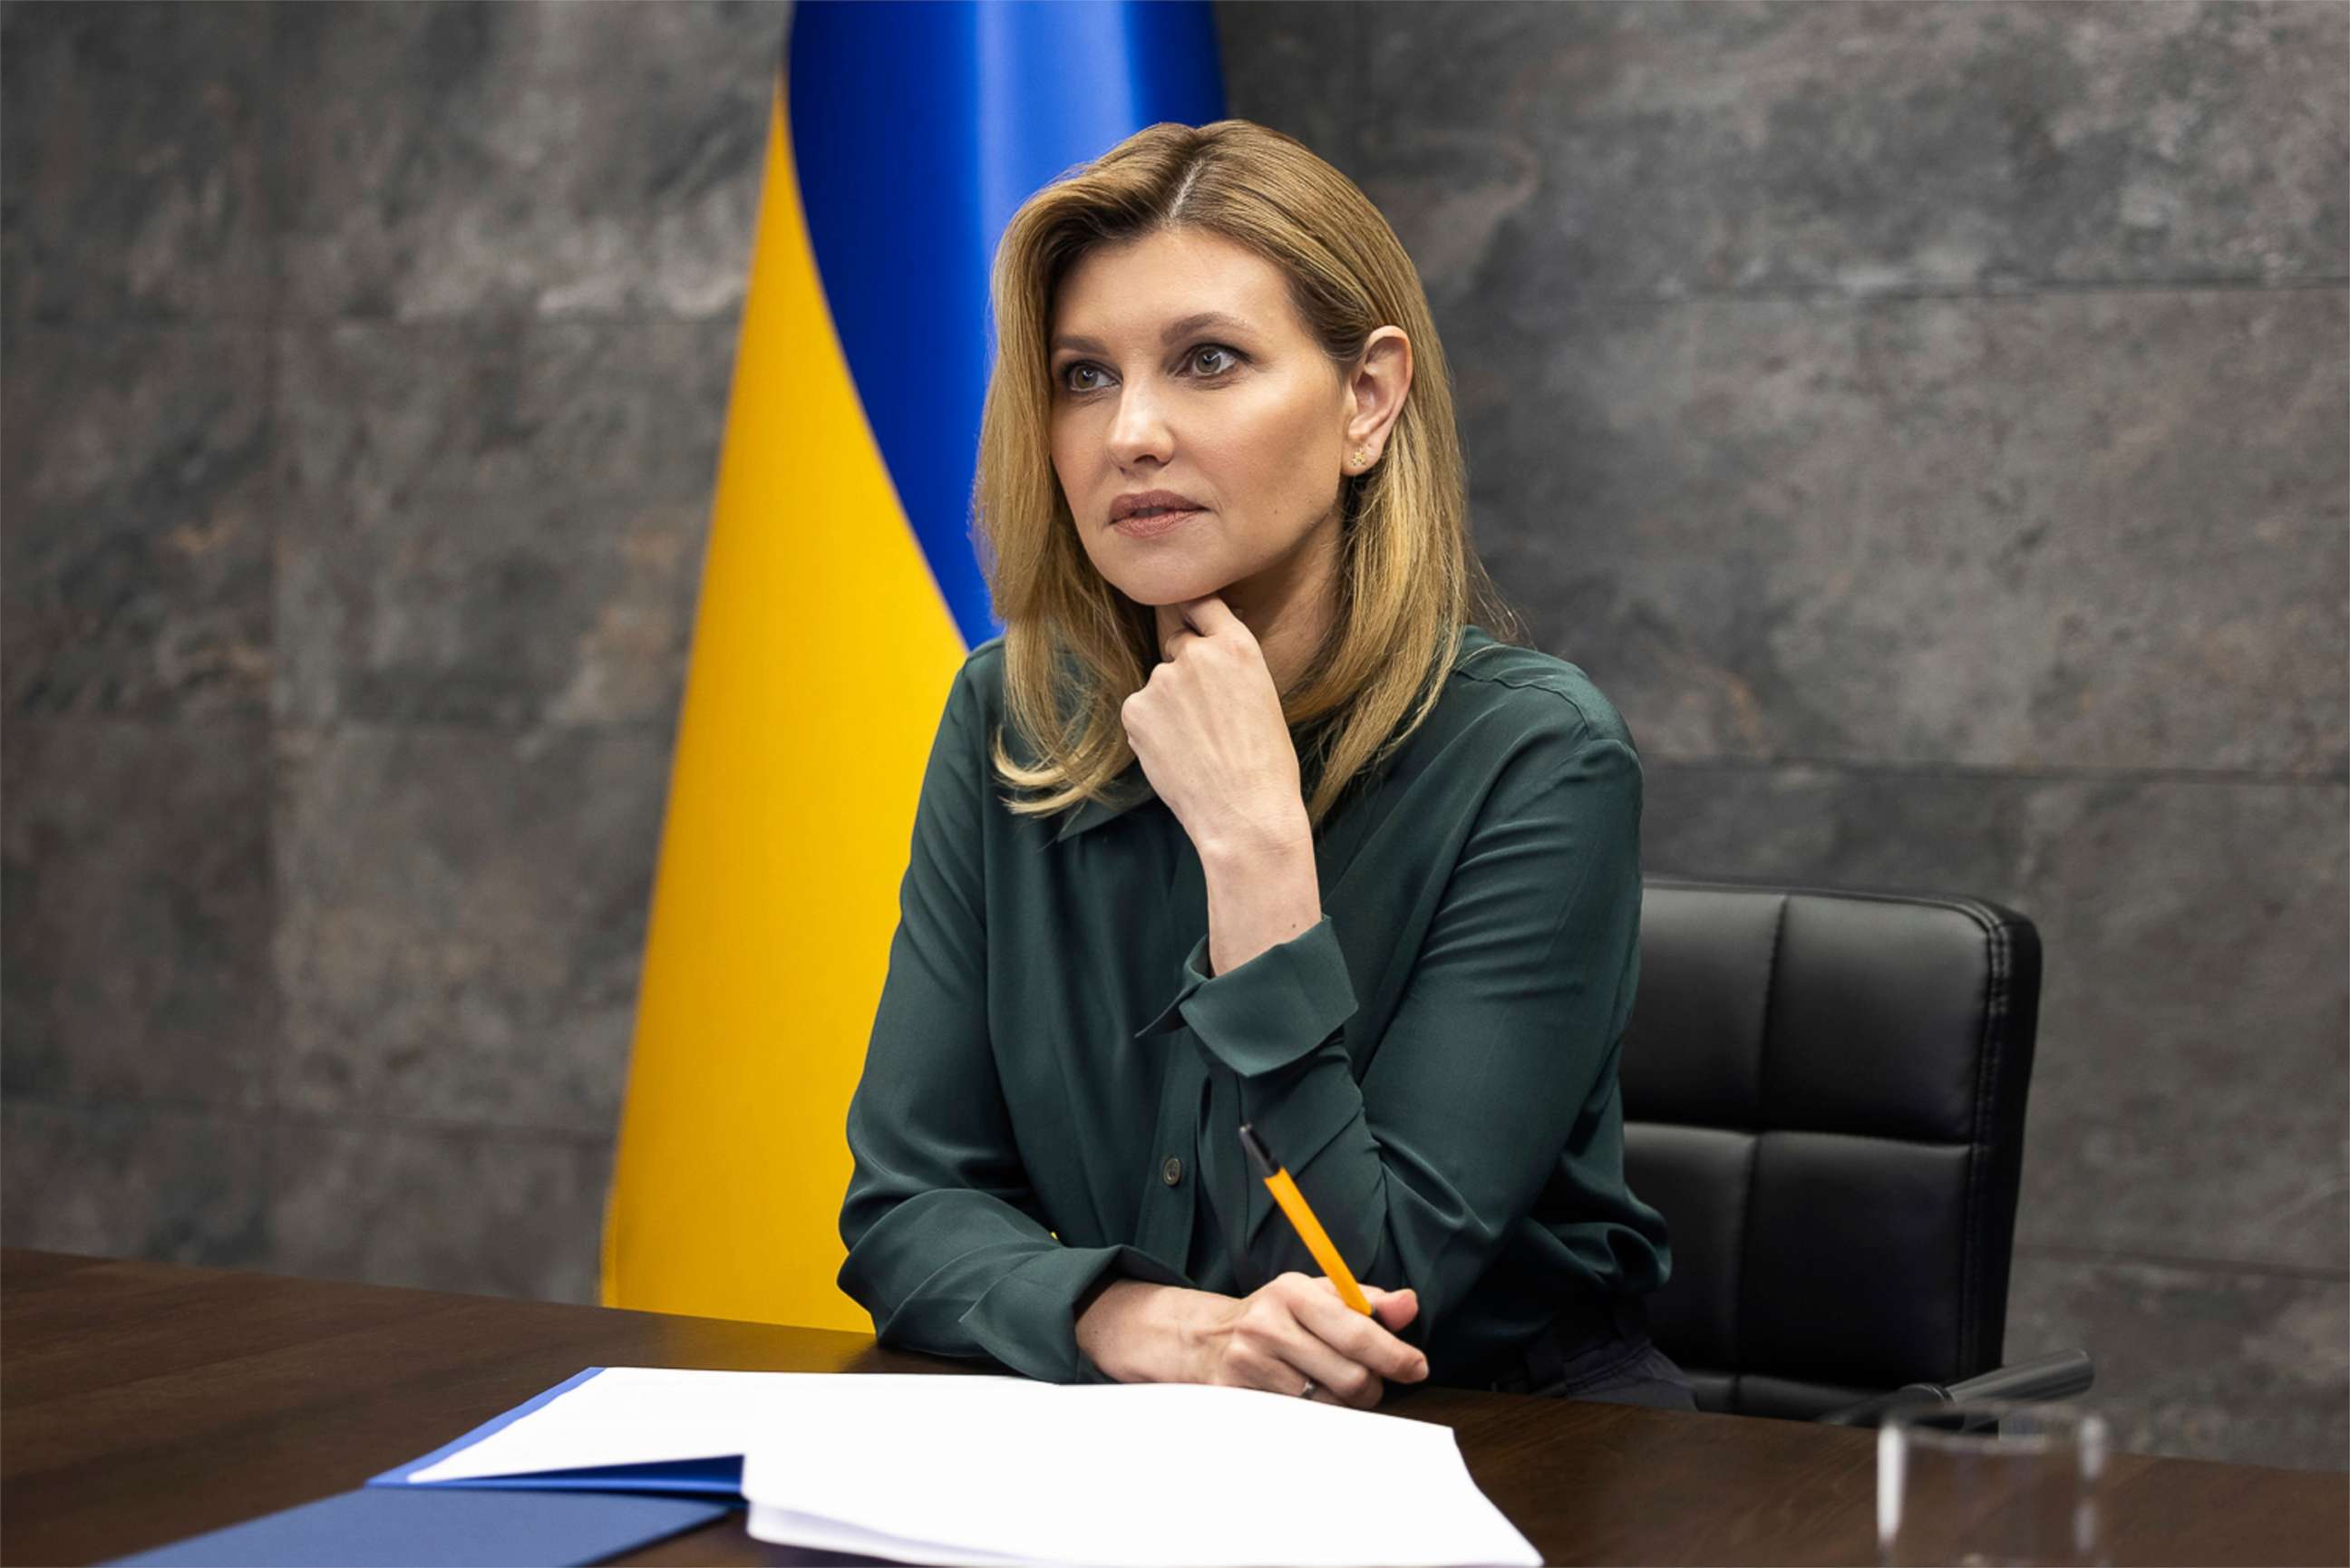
[837, 624, 1671, 1389]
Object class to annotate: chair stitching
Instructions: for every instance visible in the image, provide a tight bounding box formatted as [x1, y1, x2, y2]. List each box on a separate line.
[1669, 1124, 1974, 1155]
[1960, 913, 2013, 1375]
[1732, 892, 1789, 1379]
[1649, 1113, 1981, 1148]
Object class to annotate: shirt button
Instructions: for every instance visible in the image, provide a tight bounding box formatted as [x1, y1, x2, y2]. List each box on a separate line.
[1161, 1156, 1184, 1186]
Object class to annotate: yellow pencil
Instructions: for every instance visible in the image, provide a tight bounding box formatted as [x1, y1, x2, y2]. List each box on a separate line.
[1238, 1122, 1374, 1316]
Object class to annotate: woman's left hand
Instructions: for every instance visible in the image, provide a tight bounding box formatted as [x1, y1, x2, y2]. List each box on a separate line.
[1122, 595, 1311, 861]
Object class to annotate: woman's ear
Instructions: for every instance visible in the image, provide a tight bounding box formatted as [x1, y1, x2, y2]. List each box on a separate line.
[1345, 327, 1413, 454]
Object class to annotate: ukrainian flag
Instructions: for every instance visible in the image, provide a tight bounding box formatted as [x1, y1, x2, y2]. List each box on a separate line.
[602, 4, 1226, 1331]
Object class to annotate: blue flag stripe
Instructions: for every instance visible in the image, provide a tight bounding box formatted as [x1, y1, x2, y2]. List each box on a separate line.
[787, 0, 1227, 648]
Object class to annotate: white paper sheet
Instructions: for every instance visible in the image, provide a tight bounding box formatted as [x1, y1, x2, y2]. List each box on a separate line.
[403, 1367, 835, 1481]
[402, 1366, 1539, 1566]
[740, 1378, 1542, 1567]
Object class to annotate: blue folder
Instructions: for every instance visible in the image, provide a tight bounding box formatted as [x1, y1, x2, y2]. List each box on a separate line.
[108, 1369, 740, 1567]
[102, 1488, 731, 1568]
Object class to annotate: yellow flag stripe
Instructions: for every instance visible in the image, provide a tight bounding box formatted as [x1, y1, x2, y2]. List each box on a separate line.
[601, 81, 969, 1331]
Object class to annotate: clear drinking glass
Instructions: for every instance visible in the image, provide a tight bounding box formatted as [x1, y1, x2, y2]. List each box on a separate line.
[1878, 1399, 2111, 1567]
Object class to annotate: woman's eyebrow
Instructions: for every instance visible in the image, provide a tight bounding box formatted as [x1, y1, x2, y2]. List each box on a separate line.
[1051, 311, 1257, 355]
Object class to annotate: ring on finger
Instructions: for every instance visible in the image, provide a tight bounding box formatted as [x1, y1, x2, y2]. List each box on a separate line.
[1297, 1378, 1317, 1400]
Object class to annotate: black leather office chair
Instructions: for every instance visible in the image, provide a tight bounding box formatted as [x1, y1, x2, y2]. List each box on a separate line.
[1620, 875, 2092, 1423]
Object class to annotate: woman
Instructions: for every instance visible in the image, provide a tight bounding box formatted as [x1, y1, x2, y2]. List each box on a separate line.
[837, 119, 1695, 1413]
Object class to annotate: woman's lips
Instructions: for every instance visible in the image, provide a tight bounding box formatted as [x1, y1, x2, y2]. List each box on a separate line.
[1111, 508, 1202, 539]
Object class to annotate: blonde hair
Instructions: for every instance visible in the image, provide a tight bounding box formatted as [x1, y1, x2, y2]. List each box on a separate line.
[975, 118, 1528, 834]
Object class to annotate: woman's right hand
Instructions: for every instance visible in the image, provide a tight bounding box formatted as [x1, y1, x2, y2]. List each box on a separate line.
[1188, 1273, 1428, 1408]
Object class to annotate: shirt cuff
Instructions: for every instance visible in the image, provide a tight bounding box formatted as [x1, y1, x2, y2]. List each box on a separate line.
[958, 1242, 1191, 1385]
[1131, 915, 1359, 1079]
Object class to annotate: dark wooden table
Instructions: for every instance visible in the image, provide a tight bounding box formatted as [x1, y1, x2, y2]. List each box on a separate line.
[5, 1250, 2343, 1566]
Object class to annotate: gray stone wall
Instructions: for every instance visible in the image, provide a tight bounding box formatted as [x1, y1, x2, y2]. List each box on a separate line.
[4, 0, 2341, 1471]
[3, 0, 777, 1297]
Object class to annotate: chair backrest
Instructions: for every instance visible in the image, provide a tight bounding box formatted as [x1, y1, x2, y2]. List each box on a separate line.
[1620, 876, 2043, 1419]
